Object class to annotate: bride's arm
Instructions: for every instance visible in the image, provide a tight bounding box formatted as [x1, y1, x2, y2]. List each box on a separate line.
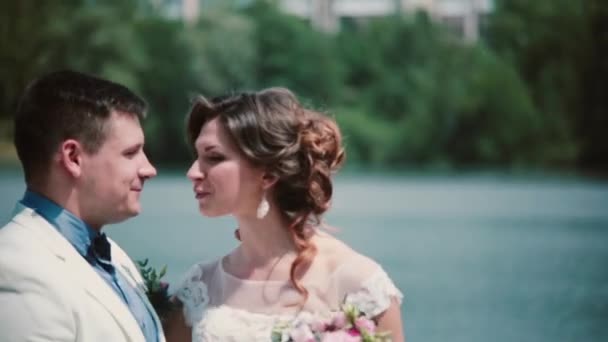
[163, 300, 192, 342]
[376, 299, 405, 342]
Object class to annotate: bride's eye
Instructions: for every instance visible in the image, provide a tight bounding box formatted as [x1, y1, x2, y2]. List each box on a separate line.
[205, 154, 226, 163]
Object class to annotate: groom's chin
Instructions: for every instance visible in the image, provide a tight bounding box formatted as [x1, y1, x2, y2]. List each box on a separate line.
[107, 210, 140, 225]
[126, 201, 142, 215]
[115, 203, 142, 222]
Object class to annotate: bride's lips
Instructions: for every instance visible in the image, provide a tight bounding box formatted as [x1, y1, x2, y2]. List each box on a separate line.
[195, 191, 211, 199]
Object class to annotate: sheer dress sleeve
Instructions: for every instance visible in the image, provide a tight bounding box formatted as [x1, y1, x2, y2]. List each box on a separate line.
[334, 255, 403, 318]
[175, 263, 210, 326]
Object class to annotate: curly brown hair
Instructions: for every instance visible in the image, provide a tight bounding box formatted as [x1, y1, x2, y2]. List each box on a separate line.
[186, 87, 345, 303]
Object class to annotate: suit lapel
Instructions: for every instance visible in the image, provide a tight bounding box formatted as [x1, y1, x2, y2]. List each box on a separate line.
[11, 208, 146, 342]
[116, 263, 167, 342]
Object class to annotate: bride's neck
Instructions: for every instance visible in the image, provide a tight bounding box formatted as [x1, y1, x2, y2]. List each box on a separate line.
[234, 210, 297, 267]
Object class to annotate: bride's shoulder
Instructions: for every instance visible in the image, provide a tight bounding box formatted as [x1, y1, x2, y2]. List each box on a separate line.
[314, 232, 383, 283]
[314, 232, 403, 317]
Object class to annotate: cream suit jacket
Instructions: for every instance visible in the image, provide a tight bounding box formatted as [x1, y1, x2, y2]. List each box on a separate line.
[0, 205, 166, 342]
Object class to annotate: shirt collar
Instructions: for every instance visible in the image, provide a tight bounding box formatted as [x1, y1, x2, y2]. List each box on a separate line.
[20, 189, 99, 257]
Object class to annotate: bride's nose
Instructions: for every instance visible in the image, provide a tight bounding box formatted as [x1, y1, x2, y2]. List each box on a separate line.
[187, 160, 205, 181]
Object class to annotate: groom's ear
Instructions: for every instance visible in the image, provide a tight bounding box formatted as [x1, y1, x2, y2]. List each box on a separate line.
[59, 139, 85, 178]
[261, 172, 279, 190]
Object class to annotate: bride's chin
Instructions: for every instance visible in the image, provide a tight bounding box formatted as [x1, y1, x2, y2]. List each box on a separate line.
[199, 208, 223, 218]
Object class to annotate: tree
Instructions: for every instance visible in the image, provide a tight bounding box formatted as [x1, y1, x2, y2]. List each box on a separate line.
[245, 1, 343, 106]
[487, 0, 608, 170]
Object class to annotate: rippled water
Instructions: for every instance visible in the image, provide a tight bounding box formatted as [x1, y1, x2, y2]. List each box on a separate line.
[2, 170, 607, 342]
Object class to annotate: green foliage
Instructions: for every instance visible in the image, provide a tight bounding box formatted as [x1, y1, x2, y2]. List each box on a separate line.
[487, 0, 607, 168]
[131, 17, 200, 164]
[1, 0, 605, 171]
[137, 258, 168, 293]
[189, 9, 257, 95]
[335, 107, 401, 167]
[336, 13, 547, 167]
[246, 1, 343, 106]
[136, 258, 176, 322]
[0, 0, 144, 121]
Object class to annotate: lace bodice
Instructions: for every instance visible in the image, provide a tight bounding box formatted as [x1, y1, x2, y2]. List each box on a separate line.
[175, 255, 403, 342]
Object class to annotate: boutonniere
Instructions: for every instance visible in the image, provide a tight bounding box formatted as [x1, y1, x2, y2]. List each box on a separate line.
[137, 259, 178, 322]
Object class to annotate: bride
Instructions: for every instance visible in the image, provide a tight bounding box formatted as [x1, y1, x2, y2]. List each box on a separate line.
[165, 88, 404, 341]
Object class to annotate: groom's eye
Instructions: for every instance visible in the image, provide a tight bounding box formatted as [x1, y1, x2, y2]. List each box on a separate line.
[123, 148, 139, 158]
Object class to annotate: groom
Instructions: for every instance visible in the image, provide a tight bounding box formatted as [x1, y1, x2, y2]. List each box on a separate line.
[0, 70, 165, 341]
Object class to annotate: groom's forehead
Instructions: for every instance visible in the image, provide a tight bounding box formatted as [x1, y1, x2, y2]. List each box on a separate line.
[106, 111, 142, 131]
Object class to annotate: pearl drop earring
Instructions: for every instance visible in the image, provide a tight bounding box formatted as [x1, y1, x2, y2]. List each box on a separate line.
[256, 193, 269, 219]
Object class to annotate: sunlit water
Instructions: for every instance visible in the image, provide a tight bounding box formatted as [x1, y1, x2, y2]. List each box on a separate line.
[1, 170, 607, 342]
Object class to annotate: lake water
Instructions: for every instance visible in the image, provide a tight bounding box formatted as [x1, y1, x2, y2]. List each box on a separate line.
[1, 170, 607, 342]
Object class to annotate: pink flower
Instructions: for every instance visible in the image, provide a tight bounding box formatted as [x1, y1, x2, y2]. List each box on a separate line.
[355, 317, 376, 334]
[290, 323, 315, 342]
[331, 312, 348, 329]
[321, 330, 362, 342]
[347, 328, 360, 337]
[311, 318, 328, 333]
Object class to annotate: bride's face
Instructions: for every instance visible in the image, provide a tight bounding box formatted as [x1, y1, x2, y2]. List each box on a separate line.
[187, 117, 264, 218]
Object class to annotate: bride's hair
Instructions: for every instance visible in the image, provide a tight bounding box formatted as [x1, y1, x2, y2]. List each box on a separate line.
[186, 87, 345, 303]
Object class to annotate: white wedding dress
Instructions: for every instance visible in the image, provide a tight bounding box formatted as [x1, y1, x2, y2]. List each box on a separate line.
[175, 250, 403, 342]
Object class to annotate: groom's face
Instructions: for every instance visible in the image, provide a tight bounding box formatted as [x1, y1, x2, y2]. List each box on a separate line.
[79, 112, 157, 228]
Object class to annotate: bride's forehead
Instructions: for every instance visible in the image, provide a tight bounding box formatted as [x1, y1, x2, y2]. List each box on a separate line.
[198, 119, 225, 140]
[196, 119, 235, 149]
[199, 117, 222, 135]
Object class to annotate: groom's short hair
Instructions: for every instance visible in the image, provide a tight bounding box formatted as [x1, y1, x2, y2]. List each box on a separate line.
[14, 70, 147, 183]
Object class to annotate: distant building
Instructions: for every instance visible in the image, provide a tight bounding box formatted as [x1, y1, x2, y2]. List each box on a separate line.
[146, 0, 200, 20]
[280, 0, 493, 41]
[158, 0, 493, 41]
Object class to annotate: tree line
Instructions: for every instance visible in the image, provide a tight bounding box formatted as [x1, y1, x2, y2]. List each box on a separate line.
[1, 0, 606, 172]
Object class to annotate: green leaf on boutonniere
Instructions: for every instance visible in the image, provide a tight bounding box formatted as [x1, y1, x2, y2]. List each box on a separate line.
[137, 258, 178, 323]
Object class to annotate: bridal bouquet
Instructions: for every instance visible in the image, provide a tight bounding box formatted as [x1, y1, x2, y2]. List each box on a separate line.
[271, 303, 392, 342]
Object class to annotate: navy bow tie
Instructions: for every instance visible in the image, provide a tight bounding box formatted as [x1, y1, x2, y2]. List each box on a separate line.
[90, 233, 113, 272]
